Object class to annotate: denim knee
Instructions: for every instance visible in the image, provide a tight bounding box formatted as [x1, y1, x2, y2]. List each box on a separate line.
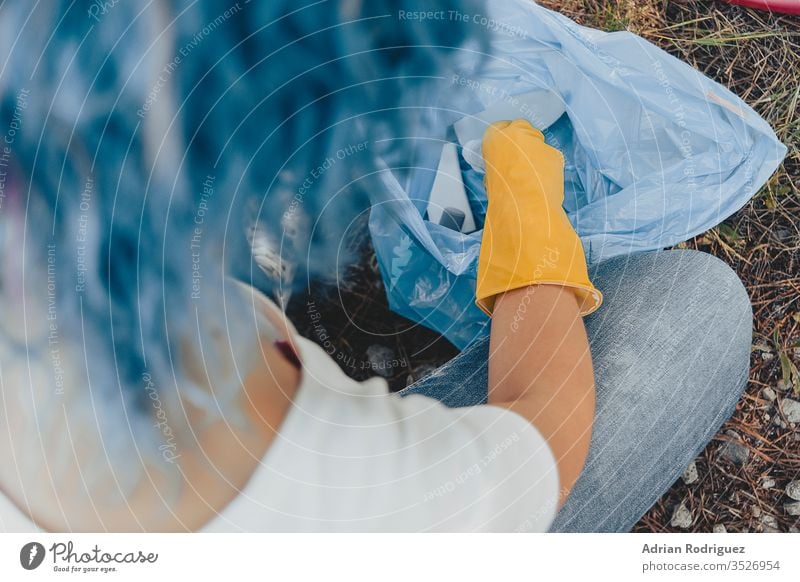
[680, 250, 751, 337]
[673, 249, 752, 395]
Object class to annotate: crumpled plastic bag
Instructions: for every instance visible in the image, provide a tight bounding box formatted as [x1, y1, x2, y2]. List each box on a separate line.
[368, 0, 787, 349]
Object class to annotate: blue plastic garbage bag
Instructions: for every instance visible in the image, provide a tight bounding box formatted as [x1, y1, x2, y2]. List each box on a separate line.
[368, 0, 787, 350]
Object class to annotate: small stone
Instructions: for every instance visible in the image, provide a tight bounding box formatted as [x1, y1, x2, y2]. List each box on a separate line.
[682, 461, 699, 485]
[775, 228, 792, 241]
[780, 398, 800, 424]
[786, 480, 800, 501]
[772, 416, 787, 429]
[670, 502, 694, 529]
[712, 523, 727, 533]
[365, 345, 396, 378]
[789, 526, 800, 533]
[762, 352, 774, 362]
[719, 432, 750, 465]
[761, 387, 777, 401]
[776, 379, 791, 392]
[760, 514, 779, 530]
[761, 478, 776, 489]
[784, 501, 800, 517]
[752, 505, 762, 518]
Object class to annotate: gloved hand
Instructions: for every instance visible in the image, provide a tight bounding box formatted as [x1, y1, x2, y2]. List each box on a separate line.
[475, 119, 603, 316]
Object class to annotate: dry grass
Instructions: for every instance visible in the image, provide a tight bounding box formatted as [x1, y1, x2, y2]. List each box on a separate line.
[288, 0, 800, 532]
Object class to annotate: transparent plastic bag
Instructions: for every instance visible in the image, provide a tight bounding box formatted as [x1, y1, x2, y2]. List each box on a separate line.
[369, 0, 786, 349]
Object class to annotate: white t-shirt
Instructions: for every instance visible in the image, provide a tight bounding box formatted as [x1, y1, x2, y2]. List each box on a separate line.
[0, 287, 560, 533]
[199, 285, 560, 532]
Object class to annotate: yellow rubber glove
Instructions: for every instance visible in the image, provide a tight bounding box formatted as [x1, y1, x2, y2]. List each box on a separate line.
[475, 119, 603, 317]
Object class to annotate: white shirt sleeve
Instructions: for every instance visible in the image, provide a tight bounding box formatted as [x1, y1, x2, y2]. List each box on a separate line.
[205, 327, 561, 532]
[0, 492, 43, 533]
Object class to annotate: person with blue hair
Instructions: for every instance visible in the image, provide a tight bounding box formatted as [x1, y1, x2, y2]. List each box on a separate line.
[0, 1, 751, 532]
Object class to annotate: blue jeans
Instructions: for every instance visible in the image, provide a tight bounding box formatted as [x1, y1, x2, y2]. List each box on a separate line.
[399, 250, 752, 532]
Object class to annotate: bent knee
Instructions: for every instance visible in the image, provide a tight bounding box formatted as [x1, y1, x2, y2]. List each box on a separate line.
[590, 249, 753, 390]
[666, 250, 752, 386]
[676, 249, 752, 329]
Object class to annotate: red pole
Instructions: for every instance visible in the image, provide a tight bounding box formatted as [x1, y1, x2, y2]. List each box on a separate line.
[723, 0, 800, 14]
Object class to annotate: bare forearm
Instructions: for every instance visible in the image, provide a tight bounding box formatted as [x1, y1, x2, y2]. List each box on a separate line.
[488, 284, 596, 507]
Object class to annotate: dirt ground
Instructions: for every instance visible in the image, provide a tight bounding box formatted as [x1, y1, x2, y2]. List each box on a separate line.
[286, 0, 800, 532]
